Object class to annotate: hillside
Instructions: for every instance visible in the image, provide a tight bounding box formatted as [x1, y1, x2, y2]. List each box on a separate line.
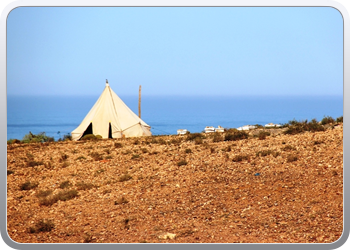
[7, 124, 343, 243]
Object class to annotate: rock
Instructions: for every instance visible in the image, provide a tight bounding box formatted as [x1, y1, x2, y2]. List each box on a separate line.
[158, 232, 176, 240]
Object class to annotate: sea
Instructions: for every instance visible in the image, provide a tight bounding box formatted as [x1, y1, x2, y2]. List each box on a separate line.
[7, 95, 343, 141]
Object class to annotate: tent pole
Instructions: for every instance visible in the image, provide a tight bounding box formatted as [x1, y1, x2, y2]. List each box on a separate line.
[138, 85, 141, 118]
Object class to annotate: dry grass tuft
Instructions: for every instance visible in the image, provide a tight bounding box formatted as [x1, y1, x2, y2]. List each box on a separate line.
[232, 154, 249, 162]
[59, 180, 72, 189]
[38, 190, 79, 206]
[76, 182, 96, 190]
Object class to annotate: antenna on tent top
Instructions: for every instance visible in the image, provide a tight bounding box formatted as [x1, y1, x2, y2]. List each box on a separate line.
[106, 79, 108, 83]
[139, 85, 141, 118]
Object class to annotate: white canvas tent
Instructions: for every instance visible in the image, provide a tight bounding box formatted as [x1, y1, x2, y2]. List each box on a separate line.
[71, 81, 152, 140]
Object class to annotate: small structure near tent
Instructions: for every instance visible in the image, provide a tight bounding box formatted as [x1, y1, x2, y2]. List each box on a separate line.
[71, 80, 151, 140]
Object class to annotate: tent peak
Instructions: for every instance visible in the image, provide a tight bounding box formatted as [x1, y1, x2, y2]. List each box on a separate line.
[106, 79, 109, 86]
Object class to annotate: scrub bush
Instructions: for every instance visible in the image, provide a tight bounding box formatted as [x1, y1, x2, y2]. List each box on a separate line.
[28, 219, 55, 233]
[20, 181, 39, 190]
[22, 132, 54, 143]
[224, 130, 248, 141]
[284, 119, 324, 135]
[321, 116, 335, 125]
[81, 134, 101, 140]
[336, 116, 343, 123]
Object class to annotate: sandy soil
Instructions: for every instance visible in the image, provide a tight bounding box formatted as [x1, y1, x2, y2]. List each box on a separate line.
[7, 125, 343, 243]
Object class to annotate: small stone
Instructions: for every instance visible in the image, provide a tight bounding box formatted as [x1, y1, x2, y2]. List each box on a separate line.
[158, 232, 176, 240]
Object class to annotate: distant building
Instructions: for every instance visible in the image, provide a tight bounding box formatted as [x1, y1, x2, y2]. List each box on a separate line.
[204, 126, 215, 133]
[177, 129, 188, 135]
[265, 123, 281, 128]
[215, 126, 225, 133]
[237, 125, 257, 131]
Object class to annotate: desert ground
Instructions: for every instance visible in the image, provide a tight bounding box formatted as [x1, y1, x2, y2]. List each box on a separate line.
[7, 124, 343, 243]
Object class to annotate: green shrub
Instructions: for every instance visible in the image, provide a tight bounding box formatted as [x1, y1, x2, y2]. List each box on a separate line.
[39, 190, 79, 206]
[141, 148, 148, 153]
[186, 133, 204, 141]
[28, 219, 55, 233]
[258, 131, 270, 140]
[225, 128, 238, 133]
[58, 133, 72, 141]
[185, 148, 192, 154]
[35, 190, 53, 198]
[306, 119, 325, 132]
[150, 138, 158, 144]
[56, 189, 79, 201]
[76, 182, 95, 190]
[284, 119, 324, 135]
[131, 154, 140, 159]
[157, 138, 167, 145]
[169, 138, 183, 145]
[194, 137, 203, 145]
[212, 133, 223, 142]
[321, 116, 335, 125]
[133, 139, 140, 145]
[256, 150, 280, 157]
[81, 134, 102, 141]
[59, 180, 72, 189]
[7, 139, 21, 144]
[26, 160, 44, 168]
[149, 151, 159, 155]
[281, 145, 295, 151]
[232, 154, 249, 162]
[22, 132, 54, 143]
[90, 152, 103, 161]
[63, 133, 72, 141]
[122, 150, 132, 155]
[59, 153, 69, 162]
[95, 169, 105, 174]
[336, 116, 343, 123]
[76, 156, 86, 160]
[224, 130, 248, 141]
[20, 181, 39, 190]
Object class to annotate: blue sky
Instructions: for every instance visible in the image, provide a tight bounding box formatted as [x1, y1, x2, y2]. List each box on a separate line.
[7, 7, 343, 96]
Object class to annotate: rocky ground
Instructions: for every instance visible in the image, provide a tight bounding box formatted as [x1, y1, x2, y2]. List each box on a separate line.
[7, 125, 343, 243]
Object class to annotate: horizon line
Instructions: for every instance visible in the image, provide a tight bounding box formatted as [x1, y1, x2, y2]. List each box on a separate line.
[7, 93, 344, 97]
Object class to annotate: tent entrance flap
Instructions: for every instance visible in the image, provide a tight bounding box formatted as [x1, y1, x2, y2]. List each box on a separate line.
[82, 123, 93, 138]
[108, 123, 113, 139]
